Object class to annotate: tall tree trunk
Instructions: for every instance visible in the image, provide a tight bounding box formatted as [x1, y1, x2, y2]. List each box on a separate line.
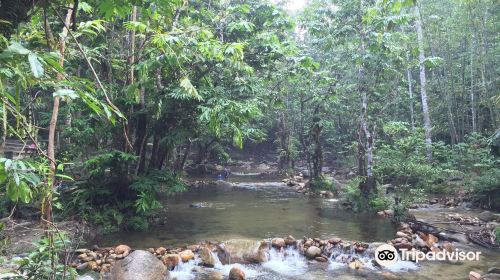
[470, 43, 476, 133]
[406, 53, 415, 131]
[310, 106, 323, 180]
[414, 1, 432, 163]
[45, 7, 72, 230]
[357, 0, 375, 197]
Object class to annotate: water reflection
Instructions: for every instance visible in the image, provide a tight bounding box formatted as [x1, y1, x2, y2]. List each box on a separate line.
[95, 183, 396, 248]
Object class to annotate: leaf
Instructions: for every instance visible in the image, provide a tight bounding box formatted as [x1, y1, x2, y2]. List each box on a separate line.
[28, 53, 44, 78]
[179, 77, 202, 100]
[18, 181, 31, 204]
[6, 180, 18, 201]
[0, 42, 30, 59]
[53, 89, 78, 99]
[233, 128, 243, 149]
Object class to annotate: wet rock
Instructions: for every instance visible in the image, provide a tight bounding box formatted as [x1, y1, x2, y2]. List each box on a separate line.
[114, 245, 131, 255]
[218, 239, 268, 264]
[442, 241, 454, 253]
[206, 271, 223, 280]
[305, 246, 321, 259]
[271, 238, 286, 249]
[76, 262, 89, 270]
[229, 267, 246, 280]
[88, 261, 98, 271]
[328, 237, 342, 245]
[75, 248, 90, 254]
[179, 250, 195, 262]
[367, 242, 386, 258]
[396, 231, 411, 240]
[348, 259, 364, 269]
[478, 211, 494, 222]
[200, 246, 216, 267]
[155, 247, 166, 255]
[469, 271, 481, 280]
[482, 274, 500, 280]
[162, 254, 180, 270]
[381, 271, 398, 280]
[285, 235, 296, 246]
[315, 256, 328, 262]
[426, 234, 439, 248]
[439, 232, 469, 244]
[488, 268, 500, 274]
[110, 250, 169, 280]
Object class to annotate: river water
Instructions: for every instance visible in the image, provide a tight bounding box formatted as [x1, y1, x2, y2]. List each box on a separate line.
[94, 178, 500, 279]
[96, 181, 395, 247]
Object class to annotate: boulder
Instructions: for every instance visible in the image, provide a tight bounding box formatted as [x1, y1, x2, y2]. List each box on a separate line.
[162, 254, 180, 270]
[348, 259, 364, 269]
[110, 250, 169, 280]
[487, 268, 500, 274]
[271, 238, 286, 249]
[284, 235, 296, 246]
[469, 271, 481, 280]
[305, 246, 322, 259]
[478, 211, 494, 222]
[426, 234, 439, 248]
[328, 237, 342, 244]
[179, 250, 195, 262]
[200, 246, 216, 267]
[114, 245, 131, 255]
[155, 247, 166, 255]
[217, 239, 268, 264]
[229, 267, 246, 280]
[76, 273, 99, 280]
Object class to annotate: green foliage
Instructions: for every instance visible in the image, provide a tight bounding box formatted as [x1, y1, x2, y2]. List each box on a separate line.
[13, 234, 77, 280]
[309, 176, 336, 193]
[468, 169, 500, 210]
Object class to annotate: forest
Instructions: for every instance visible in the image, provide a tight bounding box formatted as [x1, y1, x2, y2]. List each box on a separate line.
[0, 0, 498, 279]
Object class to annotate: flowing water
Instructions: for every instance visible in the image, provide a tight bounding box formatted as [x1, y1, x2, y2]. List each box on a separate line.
[94, 177, 500, 279]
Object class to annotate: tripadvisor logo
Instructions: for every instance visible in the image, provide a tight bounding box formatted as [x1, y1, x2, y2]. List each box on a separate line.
[374, 244, 482, 267]
[375, 244, 398, 266]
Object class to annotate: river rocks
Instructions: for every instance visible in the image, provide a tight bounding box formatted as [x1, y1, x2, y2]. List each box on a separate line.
[110, 250, 169, 280]
[478, 211, 495, 222]
[218, 239, 268, 264]
[328, 237, 342, 245]
[271, 238, 286, 249]
[162, 254, 180, 270]
[229, 267, 246, 280]
[155, 247, 166, 255]
[470, 271, 482, 280]
[377, 209, 394, 218]
[179, 250, 195, 262]
[348, 259, 364, 270]
[200, 246, 216, 267]
[319, 190, 334, 198]
[442, 241, 454, 252]
[285, 235, 296, 246]
[76, 273, 99, 280]
[305, 246, 322, 259]
[488, 268, 500, 274]
[426, 234, 439, 248]
[114, 244, 131, 255]
[315, 256, 328, 262]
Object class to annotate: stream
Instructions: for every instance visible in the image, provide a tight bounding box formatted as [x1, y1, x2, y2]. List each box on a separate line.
[93, 175, 500, 280]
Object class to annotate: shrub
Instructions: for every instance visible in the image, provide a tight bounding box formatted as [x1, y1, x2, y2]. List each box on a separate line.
[469, 168, 500, 210]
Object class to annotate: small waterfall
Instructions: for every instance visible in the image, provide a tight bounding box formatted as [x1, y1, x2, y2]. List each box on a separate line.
[262, 247, 308, 276]
[170, 258, 198, 280]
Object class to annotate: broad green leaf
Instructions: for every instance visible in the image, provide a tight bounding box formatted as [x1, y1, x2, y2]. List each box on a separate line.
[28, 53, 44, 78]
[53, 89, 78, 99]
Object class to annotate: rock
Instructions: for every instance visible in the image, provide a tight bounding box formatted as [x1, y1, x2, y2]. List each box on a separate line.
[328, 237, 342, 244]
[200, 246, 216, 267]
[348, 259, 364, 269]
[305, 246, 322, 259]
[179, 250, 195, 262]
[412, 236, 427, 249]
[469, 271, 482, 280]
[323, 191, 334, 198]
[271, 238, 286, 249]
[257, 163, 270, 170]
[218, 239, 268, 264]
[377, 211, 386, 218]
[394, 242, 412, 250]
[88, 261, 98, 270]
[478, 211, 494, 222]
[76, 262, 89, 270]
[426, 234, 439, 248]
[155, 247, 166, 255]
[114, 245, 131, 255]
[162, 254, 180, 270]
[396, 231, 411, 240]
[206, 271, 223, 280]
[285, 235, 296, 246]
[439, 232, 469, 244]
[487, 268, 500, 274]
[381, 271, 398, 280]
[482, 274, 500, 280]
[229, 267, 246, 280]
[442, 241, 454, 253]
[110, 250, 169, 280]
[75, 248, 90, 254]
[384, 209, 394, 216]
[315, 256, 328, 262]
